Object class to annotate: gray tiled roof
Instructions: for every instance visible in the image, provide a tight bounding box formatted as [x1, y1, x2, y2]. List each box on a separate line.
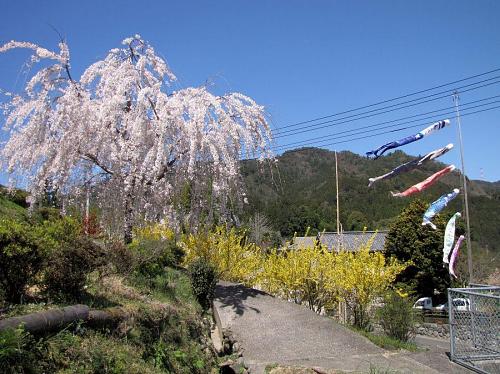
[318, 231, 387, 252]
[290, 236, 317, 249]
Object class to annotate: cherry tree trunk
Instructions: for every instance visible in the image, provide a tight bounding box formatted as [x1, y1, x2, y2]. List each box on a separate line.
[124, 195, 134, 244]
[123, 176, 137, 244]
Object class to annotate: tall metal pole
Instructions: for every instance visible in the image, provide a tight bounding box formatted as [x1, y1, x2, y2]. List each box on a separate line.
[335, 151, 347, 323]
[453, 92, 473, 284]
[335, 150, 340, 235]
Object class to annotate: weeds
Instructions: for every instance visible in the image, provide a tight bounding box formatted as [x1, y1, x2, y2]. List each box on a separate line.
[348, 326, 419, 352]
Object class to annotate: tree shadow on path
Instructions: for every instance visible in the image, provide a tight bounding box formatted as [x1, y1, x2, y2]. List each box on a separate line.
[215, 282, 268, 316]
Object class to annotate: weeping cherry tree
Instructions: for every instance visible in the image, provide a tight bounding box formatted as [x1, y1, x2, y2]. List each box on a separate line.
[0, 35, 273, 242]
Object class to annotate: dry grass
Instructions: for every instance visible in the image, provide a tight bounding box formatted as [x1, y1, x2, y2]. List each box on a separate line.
[266, 366, 345, 374]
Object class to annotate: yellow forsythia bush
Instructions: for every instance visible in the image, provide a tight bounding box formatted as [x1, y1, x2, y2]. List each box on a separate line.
[181, 228, 407, 324]
[333, 238, 408, 328]
[180, 226, 262, 285]
[257, 244, 337, 312]
[133, 222, 175, 242]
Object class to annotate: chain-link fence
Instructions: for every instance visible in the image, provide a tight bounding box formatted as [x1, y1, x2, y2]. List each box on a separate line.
[448, 284, 500, 373]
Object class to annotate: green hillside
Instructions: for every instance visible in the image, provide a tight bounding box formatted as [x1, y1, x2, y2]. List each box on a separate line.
[0, 185, 29, 222]
[241, 147, 500, 252]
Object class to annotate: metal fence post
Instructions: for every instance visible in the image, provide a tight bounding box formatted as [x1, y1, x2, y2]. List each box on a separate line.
[448, 288, 455, 359]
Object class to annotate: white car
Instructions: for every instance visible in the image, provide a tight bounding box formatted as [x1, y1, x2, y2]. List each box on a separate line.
[435, 298, 470, 312]
[435, 302, 448, 313]
[452, 298, 470, 312]
[413, 297, 433, 311]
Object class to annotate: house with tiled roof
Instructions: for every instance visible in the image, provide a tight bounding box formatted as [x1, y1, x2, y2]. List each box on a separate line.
[318, 231, 387, 252]
[288, 231, 387, 252]
[288, 236, 317, 250]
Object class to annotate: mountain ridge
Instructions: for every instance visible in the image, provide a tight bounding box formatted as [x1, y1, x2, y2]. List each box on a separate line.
[241, 147, 500, 252]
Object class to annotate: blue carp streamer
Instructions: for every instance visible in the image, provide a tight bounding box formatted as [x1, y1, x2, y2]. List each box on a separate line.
[422, 188, 460, 230]
[368, 144, 453, 187]
[366, 119, 450, 159]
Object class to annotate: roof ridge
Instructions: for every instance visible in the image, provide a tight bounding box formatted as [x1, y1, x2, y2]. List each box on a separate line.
[320, 230, 388, 234]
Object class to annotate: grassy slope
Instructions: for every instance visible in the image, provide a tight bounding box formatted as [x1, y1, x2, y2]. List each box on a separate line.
[0, 192, 216, 373]
[1, 269, 216, 374]
[0, 194, 28, 222]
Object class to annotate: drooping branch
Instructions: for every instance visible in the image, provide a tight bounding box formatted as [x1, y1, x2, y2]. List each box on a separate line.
[147, 96, 160, 120]
[81, 153, 114, 175]
[155, 158, 177, 181]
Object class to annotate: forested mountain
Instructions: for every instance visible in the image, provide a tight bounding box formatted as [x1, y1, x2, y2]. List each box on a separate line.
[3, 147, 499, 255]
[241, 147, 500, 253]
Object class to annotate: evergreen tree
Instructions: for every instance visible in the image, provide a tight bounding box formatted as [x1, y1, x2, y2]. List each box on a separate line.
[384, 199, 451, 298]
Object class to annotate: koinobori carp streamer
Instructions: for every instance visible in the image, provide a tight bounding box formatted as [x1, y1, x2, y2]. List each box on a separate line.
[368, 144, 453, 187]
[391, 165, 455, 197]
[449, 235, 465, 278]
[422, 188, 460, 229]
[443, 212, 461, 263]
[366, 119, 451, 159]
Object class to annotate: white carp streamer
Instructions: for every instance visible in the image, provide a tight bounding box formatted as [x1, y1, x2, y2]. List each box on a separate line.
[443, 212, 461, 263]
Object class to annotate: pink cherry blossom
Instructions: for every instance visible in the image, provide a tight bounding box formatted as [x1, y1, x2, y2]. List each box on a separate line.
[1, 36, 273, 241]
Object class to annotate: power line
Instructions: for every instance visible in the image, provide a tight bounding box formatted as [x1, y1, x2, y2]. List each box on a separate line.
[277, 100, 498, 150]
[274, 67, 500, 131]
[273, 78, 500, 138]
[275, 104, 500, 153]
[273, 95, 500, 150]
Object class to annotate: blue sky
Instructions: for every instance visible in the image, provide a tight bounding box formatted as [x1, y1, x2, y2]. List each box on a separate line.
[1, 1, 499, 182]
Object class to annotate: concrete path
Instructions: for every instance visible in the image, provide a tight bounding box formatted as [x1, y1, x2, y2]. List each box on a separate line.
[214, 281, 471, 374]
[407, 335, 471, 374]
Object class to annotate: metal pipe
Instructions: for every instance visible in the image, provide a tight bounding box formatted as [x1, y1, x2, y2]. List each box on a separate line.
[453, 92, 474, 284]
[448, 288, 455, 359]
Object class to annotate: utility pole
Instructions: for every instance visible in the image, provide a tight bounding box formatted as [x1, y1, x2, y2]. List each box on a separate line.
[453, 92, 473, 284]
[335, 150, 340, 235]
[335, 150, 346, 323]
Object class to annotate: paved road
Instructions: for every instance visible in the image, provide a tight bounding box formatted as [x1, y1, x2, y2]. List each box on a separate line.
[214, 281, 471, 373]
[407, 335, 471, 374]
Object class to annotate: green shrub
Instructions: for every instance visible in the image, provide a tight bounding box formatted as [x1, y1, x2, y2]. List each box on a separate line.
[0, 186, 29, 208]
[32, 207, 62, 222]
[377, 292, 416, 342]
[40, 330, 162, 374]
[105, 240, 136, 274]
[0, 327, 39, 373]
[134, 306, 209, 373]
[130, 238, 184, 278]
[43, 236, 106, 299]
[187, 258, 217, 310]
[35, 216, 81, 248]
[0, 219, 44, 303]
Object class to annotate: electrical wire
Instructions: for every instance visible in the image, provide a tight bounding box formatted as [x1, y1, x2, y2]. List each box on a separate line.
[273, 78, 500, 138]
[275, 104, 500, 153]
[274, 67, 500, 131]
[273, 95, 500, 150]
